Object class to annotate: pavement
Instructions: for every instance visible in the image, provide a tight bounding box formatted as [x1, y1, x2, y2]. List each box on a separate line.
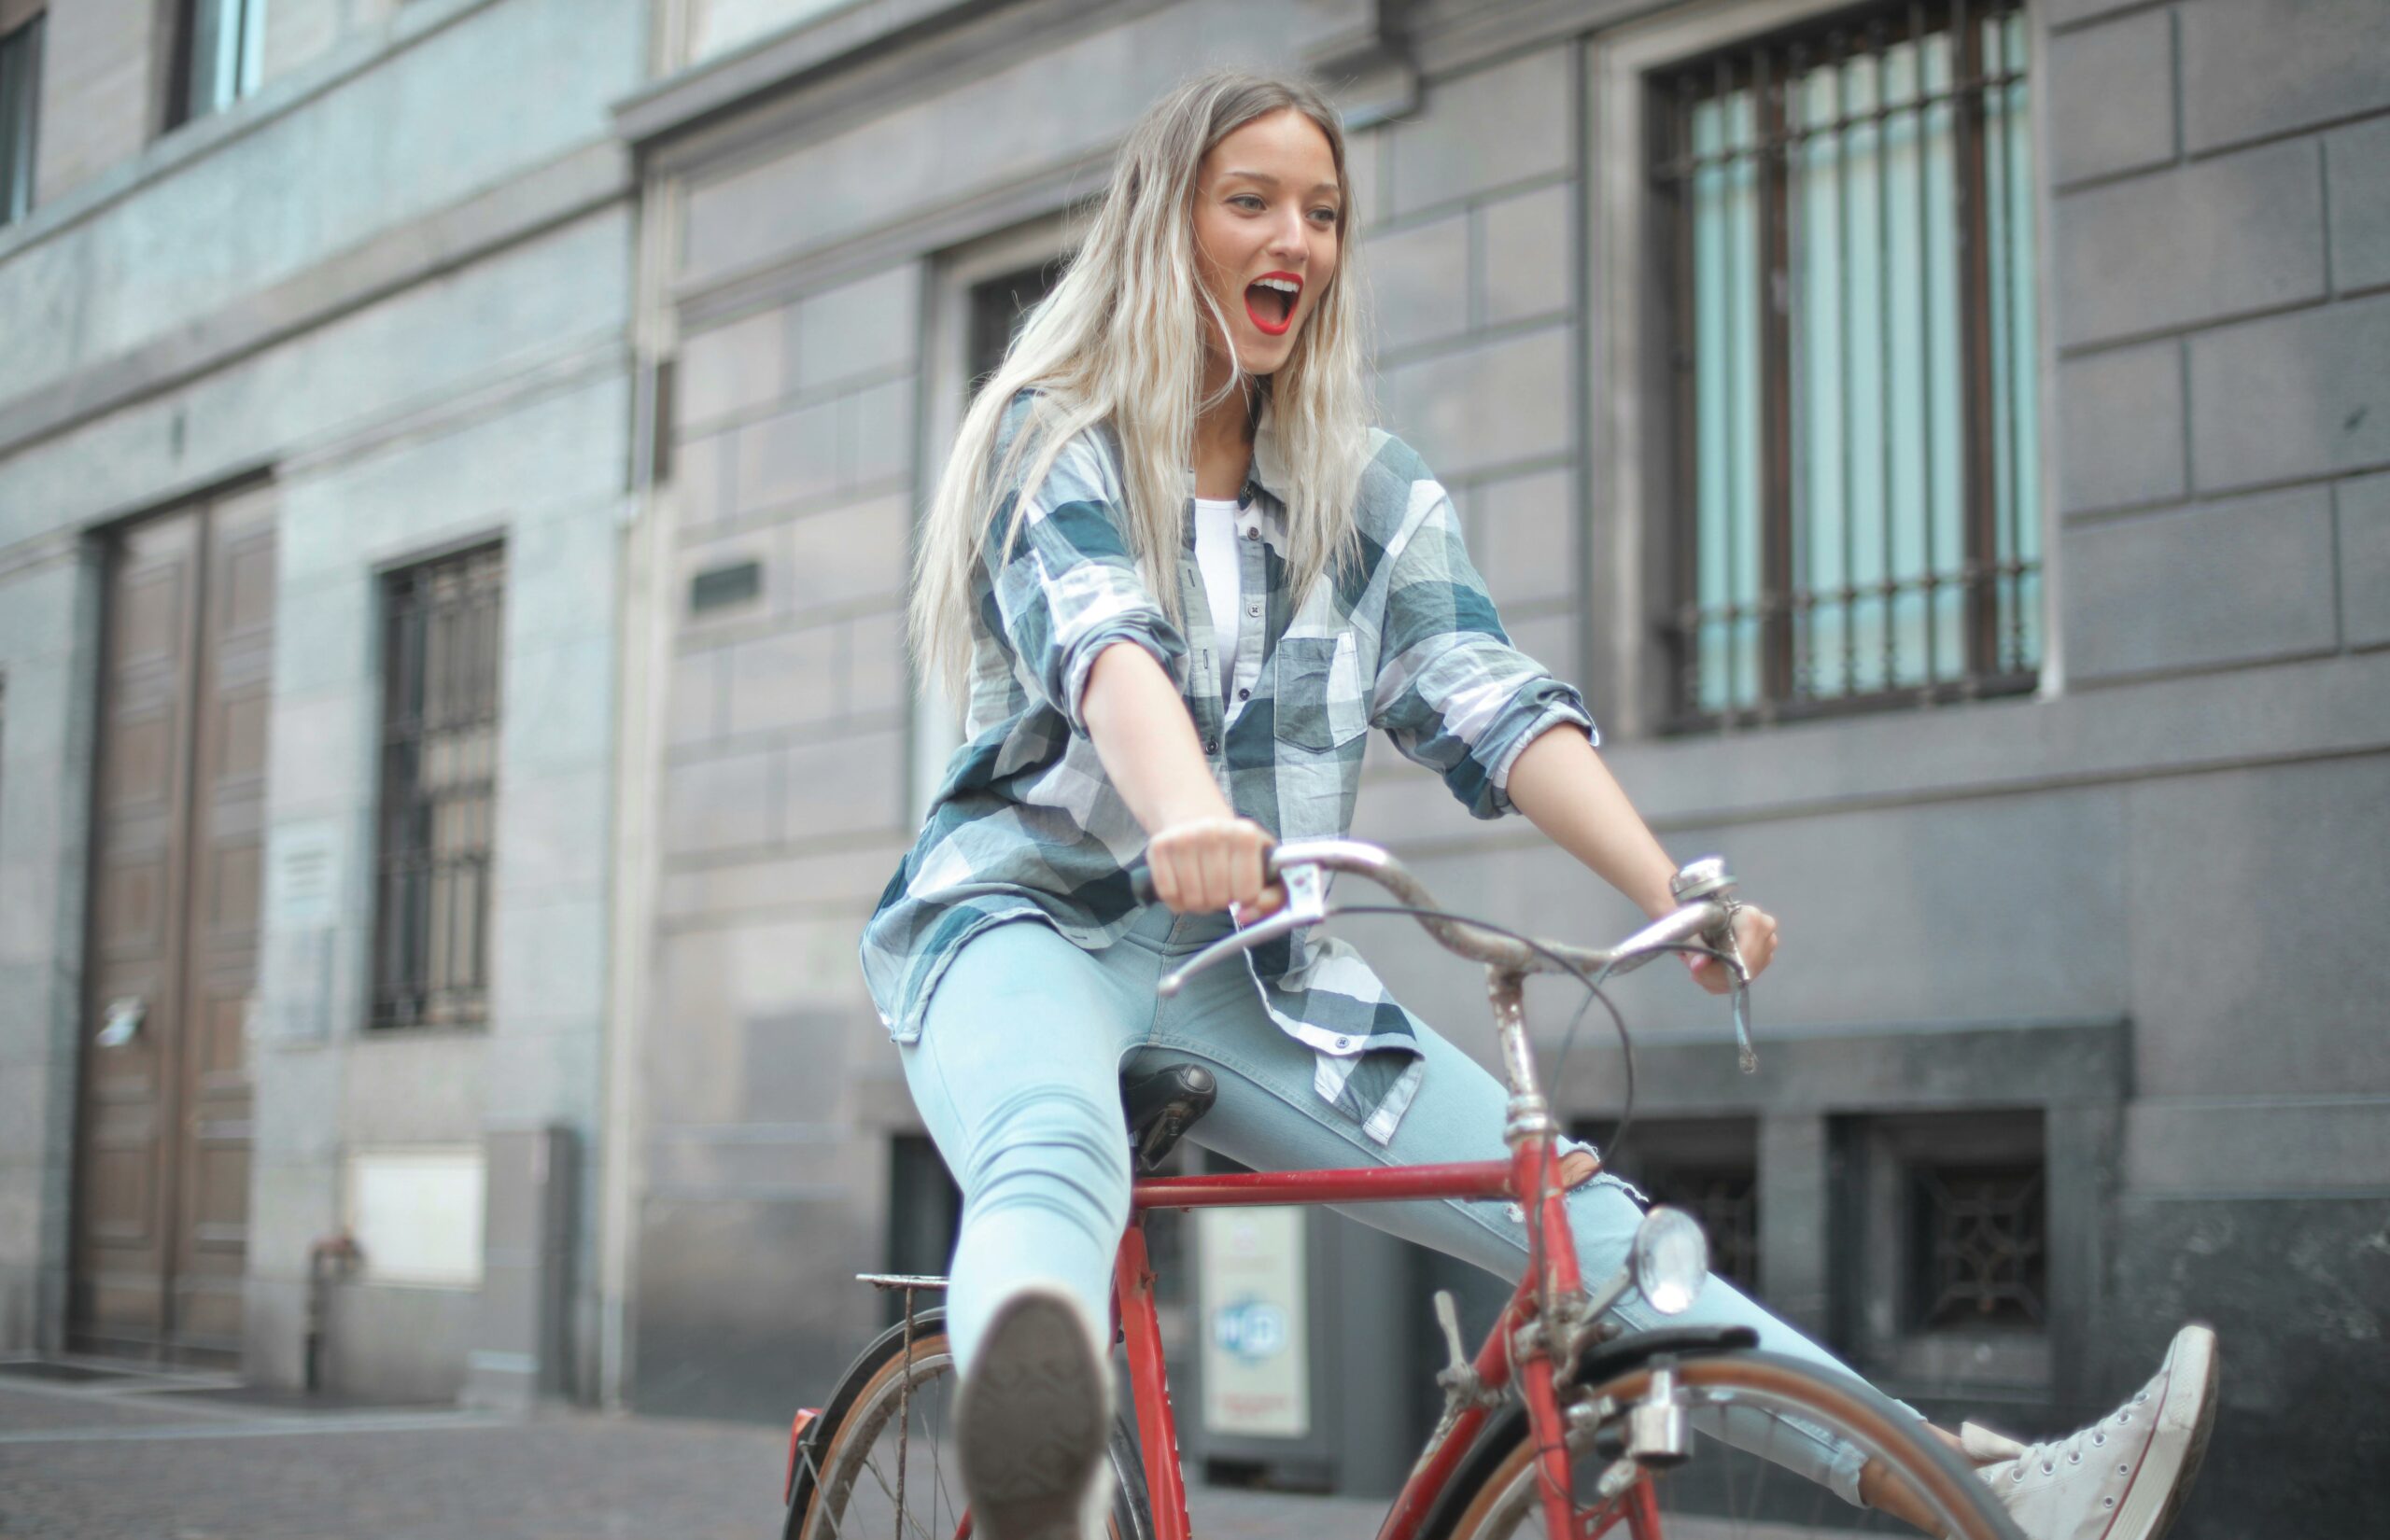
[0, 1364, 1386, 1540]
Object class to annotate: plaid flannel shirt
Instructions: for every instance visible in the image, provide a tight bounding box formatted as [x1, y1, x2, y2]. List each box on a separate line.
[859, 395, 1597, 1143]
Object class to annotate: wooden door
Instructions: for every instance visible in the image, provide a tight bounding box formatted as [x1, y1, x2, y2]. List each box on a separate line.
[71, 487, 274, 1363]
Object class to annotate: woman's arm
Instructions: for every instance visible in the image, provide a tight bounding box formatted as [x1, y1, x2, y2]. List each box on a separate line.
[1504, 724, 1778, 993]
[1081, 639, 1284, 918]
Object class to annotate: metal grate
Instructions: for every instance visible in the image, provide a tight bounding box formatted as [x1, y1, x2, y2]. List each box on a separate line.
[1654, 0, 2041, 727]
[371, 544, 505, 1029]
[1653, 1164, 1761, 1293]
[1575, 1118, 1760, 1292]
[1910, 1162, 2045, 1328]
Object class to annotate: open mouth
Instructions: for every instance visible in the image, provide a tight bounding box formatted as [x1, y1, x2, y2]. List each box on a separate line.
[1244, 273, 1302, 337]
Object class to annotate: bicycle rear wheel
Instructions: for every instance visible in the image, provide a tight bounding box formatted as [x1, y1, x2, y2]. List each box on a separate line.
[1425, 1350, 2023, 1540]
[786, 1306, 1154, 1540]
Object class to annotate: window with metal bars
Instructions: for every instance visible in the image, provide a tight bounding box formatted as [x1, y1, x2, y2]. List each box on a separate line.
[1910, 1159, 2045, 1330]
[1653, 0, 2041, 727]
[1572, 1116, 1760, 1292]
[371, 544, 505, 1029]
[1831, 1109, 2049, 1387]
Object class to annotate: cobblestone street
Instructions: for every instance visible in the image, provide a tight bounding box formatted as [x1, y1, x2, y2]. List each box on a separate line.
[0, 1370, 1385, 1540]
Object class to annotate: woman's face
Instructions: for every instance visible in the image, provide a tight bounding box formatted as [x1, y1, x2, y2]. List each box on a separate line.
[1191, 107, 1344, 382]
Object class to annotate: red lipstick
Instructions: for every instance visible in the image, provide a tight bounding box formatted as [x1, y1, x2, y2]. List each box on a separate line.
[1244, 271, 1303, 337]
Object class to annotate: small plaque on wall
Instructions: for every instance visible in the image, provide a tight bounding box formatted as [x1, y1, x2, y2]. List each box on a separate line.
[690, 559, 762, 614]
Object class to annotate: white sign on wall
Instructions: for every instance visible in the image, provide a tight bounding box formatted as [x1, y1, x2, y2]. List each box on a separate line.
[345, 1147, 486, 1288]
[1196, 1205, 1310, 1439]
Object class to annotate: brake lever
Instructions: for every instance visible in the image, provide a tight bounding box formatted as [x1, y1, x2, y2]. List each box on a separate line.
[1156, 862, 1329, 997]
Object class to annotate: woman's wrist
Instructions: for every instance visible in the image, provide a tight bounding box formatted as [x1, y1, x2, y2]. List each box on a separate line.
[1634, 863, 1683, 920]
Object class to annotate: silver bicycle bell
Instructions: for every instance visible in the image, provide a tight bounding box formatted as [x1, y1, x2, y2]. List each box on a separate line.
[1630, 1207, 1710, 1315]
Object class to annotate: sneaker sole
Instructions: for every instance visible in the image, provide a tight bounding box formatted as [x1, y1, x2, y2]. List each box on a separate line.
[2110, 1324, 2219, 1540]
[958, 1290, 1110, 1540]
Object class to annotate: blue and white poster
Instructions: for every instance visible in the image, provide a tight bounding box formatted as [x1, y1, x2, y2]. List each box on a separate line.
[1196, 1206, 1310, 1438]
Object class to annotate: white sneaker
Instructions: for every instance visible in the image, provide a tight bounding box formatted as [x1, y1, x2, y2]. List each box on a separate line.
[957, 1284, 1116, 1540]
[1975, 1324, 2219, 1540]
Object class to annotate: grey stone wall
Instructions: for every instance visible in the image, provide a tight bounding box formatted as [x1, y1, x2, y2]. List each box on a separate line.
[27, 0, 166, 206]
[0, 547, 100, 1352]
[637, 262, 924, 1418]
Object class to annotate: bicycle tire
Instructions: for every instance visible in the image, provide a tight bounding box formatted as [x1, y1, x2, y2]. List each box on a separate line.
[1422, 1349, 2025, 1540]
[785, 1306, 1155, 1540]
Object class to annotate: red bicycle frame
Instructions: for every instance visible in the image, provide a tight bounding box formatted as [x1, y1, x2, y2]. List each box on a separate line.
[1114, 1128, 1647, 1540]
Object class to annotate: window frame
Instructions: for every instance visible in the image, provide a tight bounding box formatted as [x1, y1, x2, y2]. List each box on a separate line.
[0, 7, 41, 227]
[368, 539, 507, 1032]
[910, 213, 1073, 824]
[1830, 1108, 2052, 1393]
[167, 0, 268, 132]
[1586, 0, 2062, 741]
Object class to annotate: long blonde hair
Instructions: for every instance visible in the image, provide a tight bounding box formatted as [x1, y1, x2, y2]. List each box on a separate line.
[911, 70, 1373, 713]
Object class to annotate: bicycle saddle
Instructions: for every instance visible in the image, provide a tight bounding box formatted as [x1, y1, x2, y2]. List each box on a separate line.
[1120, 1061, 1217, 1174]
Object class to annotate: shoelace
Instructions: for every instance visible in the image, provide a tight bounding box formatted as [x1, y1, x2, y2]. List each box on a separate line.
[1987, 1387, 2153, 1484]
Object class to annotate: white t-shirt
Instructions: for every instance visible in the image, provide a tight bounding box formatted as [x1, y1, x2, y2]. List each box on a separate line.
[1185, 498, 1261, 725]
[1191, 497, 1244, 671]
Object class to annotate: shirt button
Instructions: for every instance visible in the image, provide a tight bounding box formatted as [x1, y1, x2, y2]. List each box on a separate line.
[1334, 1036, 1354, 1050]
[1238, 687, 1250, 701]
[1246, 602, 1261, 617]
[1243, 526, 1259, 540]
[1202, 737, 1218, 755]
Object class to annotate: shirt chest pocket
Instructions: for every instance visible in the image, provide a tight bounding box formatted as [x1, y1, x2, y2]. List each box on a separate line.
[1272, 632, 1371, 752]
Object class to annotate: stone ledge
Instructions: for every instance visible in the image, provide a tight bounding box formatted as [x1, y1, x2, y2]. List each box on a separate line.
[0, 140, 632, 464]
[1547, 1017, 2131, 1116]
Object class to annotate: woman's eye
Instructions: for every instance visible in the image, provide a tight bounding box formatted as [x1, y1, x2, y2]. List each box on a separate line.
[1310, 206, 1340, 225]
[1230, 194, 1265, 212]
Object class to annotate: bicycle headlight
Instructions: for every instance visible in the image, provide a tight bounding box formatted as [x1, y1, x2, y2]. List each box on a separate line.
[1630, 1207, 1709, 1316]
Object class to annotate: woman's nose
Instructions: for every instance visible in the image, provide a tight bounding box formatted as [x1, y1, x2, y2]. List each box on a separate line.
[1266, 208, 1307, 259]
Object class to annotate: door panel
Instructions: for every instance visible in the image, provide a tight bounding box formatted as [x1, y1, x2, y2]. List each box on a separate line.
[172, 486, 272, 1358]
[71, 490, 272, 1363]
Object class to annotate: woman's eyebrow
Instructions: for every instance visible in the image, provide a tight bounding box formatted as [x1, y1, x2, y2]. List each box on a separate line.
[1217, 169, 1343, 201]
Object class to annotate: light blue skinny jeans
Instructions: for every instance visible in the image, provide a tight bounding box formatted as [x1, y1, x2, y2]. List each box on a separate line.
[901, 902, 1877, 1505]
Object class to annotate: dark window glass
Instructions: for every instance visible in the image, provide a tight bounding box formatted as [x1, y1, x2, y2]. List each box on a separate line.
[1573, 1116, 1760, 1292]
[0, 13, 41, 226]
[966, 258, 1068, 387]
[371, 544, 505, 1029]
[886, 1134, 963, 1324]
[1653, 0, 2039, 728]
[171, 0, 265, 129]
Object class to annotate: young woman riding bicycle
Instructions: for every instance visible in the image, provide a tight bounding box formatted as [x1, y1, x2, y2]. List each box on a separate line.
[858, 68, 2214, 1540]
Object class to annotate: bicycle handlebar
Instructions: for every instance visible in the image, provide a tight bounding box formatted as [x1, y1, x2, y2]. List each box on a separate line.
[1133, 837, 1743, 998]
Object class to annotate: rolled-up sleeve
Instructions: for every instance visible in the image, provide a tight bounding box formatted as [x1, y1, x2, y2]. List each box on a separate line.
[983, 432, 1186, 735]
[1367, 483, 1597, 819]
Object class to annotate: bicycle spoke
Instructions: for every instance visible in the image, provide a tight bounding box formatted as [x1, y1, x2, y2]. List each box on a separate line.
[926, 1380, 949, 1540]
[798, 1441, 850, 1540]
[858, 1448, 945, 1540]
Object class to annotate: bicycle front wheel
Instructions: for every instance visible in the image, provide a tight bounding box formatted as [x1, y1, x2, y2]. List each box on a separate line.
[785, 1307, 1153, 1540]
[1427, 1350, 2023, 1540]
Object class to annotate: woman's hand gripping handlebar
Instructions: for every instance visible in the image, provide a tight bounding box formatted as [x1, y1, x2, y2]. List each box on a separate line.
[1129, 838, 1762, 1070]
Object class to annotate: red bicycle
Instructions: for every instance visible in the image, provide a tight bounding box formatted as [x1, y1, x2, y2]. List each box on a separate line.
[783, 839, 2019, 1540]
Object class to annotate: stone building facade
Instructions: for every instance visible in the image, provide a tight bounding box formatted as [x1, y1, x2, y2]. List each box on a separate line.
[0, 0, 2383, 1533]
[0, 0, 644, 1405]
